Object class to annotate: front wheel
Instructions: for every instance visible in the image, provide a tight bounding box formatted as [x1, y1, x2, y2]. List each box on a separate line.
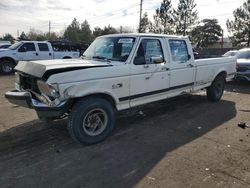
[67, 97, 115, 144]
[206, 75, 225, 102]
[0, 60, 15, 74]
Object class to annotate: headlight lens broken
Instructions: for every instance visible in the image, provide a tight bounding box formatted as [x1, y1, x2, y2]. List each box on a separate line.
[37, 80, 59, 98]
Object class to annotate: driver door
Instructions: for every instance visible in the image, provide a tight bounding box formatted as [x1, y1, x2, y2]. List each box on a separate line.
[17, 42, 40, 61]
[128, 38, 170, 107]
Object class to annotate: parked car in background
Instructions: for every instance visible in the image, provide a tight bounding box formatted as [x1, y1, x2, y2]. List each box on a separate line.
[0, 41, 11, 49]
[222, 50, 238, 57]
[235, 48, 250, 81]
[0, 44, 11, 49]
[0, 41, 11, 45]
[0, 41, 80, 74]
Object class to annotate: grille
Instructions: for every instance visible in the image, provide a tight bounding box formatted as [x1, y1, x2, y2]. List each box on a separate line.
[19, 73, 40, 94]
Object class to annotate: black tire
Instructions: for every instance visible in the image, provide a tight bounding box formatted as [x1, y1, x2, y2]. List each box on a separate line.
[0, 59, 15, 74]
[67, 97, 115, 144]
[206, 75, 225, 102]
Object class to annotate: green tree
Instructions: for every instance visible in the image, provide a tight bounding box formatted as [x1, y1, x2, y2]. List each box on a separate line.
[139, 12, 152, 33]
[64, 18, 93, 43]
[93, 27, 103, 38]
[27, 28, 59, 41]
[151, 0, 174, 34]
[150, 10, 163, 33]
[175, 0, 198, 36]
[190, 19, 222, 48]
[45, 32, 58, 41]
[118, 26, 134, 33]
[93, 25, 118, 38]
[63, 18, 81, 42]
[158, 0, 174, 34]
[226, 0, 250, 46]
[80, 20, 93, 43]
[27, 28, 45, 41]
[1, 33, 15, 43]
[18, 31, 28, 40]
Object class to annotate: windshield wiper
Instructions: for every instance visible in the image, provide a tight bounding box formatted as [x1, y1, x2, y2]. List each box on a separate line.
[92, 56, 111, 63]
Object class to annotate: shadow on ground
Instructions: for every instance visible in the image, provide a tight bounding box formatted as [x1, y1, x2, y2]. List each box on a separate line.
[226, 80, 250, 95]
[0, 94, 236, 188]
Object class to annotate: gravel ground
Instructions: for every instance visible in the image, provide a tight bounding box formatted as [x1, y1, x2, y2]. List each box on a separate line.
[0, 75, 250, 188]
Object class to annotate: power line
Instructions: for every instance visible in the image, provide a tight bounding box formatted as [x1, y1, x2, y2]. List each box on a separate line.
[91, 12, 136, 26]
[48, 4, 140, 29]
[51, 2, 139, 24]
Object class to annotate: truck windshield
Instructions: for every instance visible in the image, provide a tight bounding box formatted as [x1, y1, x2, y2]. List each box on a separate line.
[83, 37, 135, 62]
[9, 42, 23, 50]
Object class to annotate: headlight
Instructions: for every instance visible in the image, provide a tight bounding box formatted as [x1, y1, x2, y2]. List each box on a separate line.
[15, 72, 20, 84]
[37, 80, 59, 98]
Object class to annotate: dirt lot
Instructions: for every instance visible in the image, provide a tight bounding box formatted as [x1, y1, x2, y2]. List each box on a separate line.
[0, 75, 250, 188]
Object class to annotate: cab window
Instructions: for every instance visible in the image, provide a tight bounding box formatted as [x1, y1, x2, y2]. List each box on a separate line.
[38, 43, 49, 51]
[18, 43, 36, 52]
[134, 39, 164, 65]
[169, 40, 189, 63]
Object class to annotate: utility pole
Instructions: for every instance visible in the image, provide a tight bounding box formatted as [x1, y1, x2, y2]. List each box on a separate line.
[221, 29, 224, 49]
[139, 0, 143, 33]
[49, 20, 51, 40]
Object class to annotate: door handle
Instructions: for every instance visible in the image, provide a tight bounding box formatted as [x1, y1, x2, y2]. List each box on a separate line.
[49, 53, 52, 56]
[187, 64, 194, 68]
[144, 64, 149, 68]
[34, 52, 38, 56]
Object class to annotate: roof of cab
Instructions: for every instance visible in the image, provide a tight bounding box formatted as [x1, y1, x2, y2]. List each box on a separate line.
[98, 33, 189, 40]
[18, 41, 49, 43]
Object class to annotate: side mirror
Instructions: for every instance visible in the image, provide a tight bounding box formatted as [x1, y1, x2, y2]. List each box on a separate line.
[150, 56, 164, 64]
[19, 46, 27, 52]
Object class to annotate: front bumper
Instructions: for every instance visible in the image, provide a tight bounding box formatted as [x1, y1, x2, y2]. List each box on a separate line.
[5, 90, 71, 119]
[5, 90, 33, 108]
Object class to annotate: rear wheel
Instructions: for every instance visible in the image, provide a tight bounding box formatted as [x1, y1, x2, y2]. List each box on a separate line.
[0, 59, 15, 74]
[206, 75, 225, 102]
[67, 97, 115, 144]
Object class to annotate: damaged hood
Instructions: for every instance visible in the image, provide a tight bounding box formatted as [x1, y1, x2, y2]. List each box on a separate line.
[15, 59, 112, 78]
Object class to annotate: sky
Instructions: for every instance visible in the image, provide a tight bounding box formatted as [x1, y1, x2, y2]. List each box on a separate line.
[0, 0, 246, 38]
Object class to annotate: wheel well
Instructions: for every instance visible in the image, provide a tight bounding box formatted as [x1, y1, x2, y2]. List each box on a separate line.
[63, 56, 72, 59]
[216, 71, 227, 80]
[72, 93, 117, 110]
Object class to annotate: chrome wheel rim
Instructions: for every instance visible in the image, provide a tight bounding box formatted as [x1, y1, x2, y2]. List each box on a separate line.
[83, 108, 108, 136]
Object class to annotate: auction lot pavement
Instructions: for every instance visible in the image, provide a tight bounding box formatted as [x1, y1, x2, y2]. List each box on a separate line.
[0, 75, 250, 188]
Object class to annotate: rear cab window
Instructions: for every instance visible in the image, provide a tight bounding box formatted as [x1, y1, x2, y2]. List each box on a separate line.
[38, 43, 49, 51]
[169, 39, 189, 63]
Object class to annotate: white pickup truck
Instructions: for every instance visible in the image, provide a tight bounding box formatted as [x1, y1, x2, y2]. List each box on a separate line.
[0, 41, 80, 74]
[5, 34, 236, 144]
